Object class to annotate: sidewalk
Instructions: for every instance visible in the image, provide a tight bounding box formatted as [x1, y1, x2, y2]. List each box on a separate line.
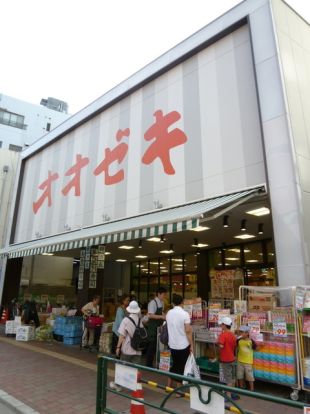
[0, 334, 304, 414]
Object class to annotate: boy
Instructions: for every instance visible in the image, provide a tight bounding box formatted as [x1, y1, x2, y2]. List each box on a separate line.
[218, 316, 239, 400]
[237, 325, 256, 391]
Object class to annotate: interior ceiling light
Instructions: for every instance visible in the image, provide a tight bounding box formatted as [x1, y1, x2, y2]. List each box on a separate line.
[172, 258, 183, 262]
[240, 219, 247, 231]
[160, 244, 174, 254]
[147, 237, 161, 242]
[104, 251, 111, 255]
[191, 242, 208, 248]
[234, 234, 255, 240]
[246, 207, 270, 216]
[191, 226, 210, 232]
[135, 255, 148, 259]
[223, 215, 229, 228]
[225, 257, 239, 261]
[246, 259, 259, 263]
[118, 245, 134, 250]
[258, 223, 264, 235]
[116, 259, 127, 262]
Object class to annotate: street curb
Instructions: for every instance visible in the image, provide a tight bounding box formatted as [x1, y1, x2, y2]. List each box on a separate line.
[0, 389, 40, 414]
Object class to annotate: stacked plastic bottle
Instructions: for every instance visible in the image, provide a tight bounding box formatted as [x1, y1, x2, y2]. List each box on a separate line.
[53, 316, 83, 345]
[303, 358, 310, 387]
[253, 341, 296, 384]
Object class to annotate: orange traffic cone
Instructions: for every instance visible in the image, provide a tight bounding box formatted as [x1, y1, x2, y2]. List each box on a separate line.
[0, 308, 8, 324]
[130, 383, 146, 414]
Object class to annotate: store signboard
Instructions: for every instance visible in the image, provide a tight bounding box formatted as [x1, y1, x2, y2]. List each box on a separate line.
[13, 24, 265, 243]
[273, 322, 287, 337]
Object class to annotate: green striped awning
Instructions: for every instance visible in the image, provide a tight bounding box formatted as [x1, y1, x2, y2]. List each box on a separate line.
[3, 187, 264, 259]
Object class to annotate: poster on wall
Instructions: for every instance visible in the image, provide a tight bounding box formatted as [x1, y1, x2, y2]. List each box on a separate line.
[211, 270, 234, 299]
[84, 247, 91, 269]
[97, 245, 105, 269]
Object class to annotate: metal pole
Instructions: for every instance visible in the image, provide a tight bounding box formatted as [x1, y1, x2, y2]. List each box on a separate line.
[96, 357, 105, 414]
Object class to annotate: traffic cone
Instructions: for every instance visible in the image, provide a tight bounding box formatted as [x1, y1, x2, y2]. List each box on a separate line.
[130, 383, 146, 414]
[0, 308, 8, 324]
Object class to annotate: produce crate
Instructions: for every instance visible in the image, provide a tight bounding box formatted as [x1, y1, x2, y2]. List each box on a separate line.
[196, 357, 219, 373]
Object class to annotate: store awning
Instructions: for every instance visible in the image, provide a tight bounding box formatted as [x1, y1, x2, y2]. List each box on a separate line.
[3, 186, 265, 259]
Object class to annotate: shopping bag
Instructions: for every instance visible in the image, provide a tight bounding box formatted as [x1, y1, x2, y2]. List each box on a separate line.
[183, 353, 201, 384]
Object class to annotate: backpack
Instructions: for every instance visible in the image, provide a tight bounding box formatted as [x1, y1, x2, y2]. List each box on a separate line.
[127, 316, 149, 351]
[159, 322, 169, 346]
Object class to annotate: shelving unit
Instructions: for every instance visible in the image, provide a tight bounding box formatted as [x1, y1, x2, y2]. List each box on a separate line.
[239, 285, 301, 400]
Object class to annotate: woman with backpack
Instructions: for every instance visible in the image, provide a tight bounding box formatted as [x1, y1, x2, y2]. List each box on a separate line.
[115, 300, 146, 363]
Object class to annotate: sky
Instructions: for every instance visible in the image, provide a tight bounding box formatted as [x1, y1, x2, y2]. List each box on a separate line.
[1, 0, 309, 115]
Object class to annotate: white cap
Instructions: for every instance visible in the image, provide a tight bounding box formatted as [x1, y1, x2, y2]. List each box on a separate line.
[220, 316, 232, 326]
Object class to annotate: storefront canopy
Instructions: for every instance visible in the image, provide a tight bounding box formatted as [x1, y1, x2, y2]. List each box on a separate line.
[3, 187, 264, 259]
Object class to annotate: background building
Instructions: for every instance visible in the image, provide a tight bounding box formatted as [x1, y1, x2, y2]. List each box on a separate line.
[0, 94, 70, 248]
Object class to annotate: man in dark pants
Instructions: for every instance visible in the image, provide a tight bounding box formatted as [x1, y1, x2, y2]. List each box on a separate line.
[145, 286, 167, 367]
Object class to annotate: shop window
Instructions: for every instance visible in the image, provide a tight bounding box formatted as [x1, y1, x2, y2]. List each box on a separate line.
[266, 240, 275, 263]
[245, 267, 276, 286]
[139, 276, 148, 305]
[184, 254, 197, 272]
[225, 246, 241, 267]
[140, 260, 149, 276]
[184, 273, 197, 299]
[149, 259, 159, 276]
[208, 249, 223, 268]
[172, 274, 183, 296]
[131, 262, 140, 278]
[244, 242, 263, 265]
[171, 256, 183, 273]
[131, 278, 139, 294]
[159, 257, 169, 275]
[149, 276, 159, 299]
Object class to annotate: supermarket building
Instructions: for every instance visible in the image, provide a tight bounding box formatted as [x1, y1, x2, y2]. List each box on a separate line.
[0, 0, 309, 310]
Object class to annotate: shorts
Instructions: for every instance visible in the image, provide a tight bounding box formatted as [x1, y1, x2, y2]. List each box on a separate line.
[219, 362, 235, 384]
[237, 362, 255, 382]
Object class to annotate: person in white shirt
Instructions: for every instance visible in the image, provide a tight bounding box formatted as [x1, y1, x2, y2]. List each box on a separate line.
[166, 294, 193, 387]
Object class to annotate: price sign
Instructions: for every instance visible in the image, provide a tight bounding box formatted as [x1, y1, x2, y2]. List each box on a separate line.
[273, 322, 287, 337]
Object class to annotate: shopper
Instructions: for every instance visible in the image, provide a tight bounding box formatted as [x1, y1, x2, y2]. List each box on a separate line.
[22, 300, 40, 327]
[81, 295, 100, 348]
[115, 300, 144, 363]
[111, 294, 130, 354]
[166, 294, 193, 388]
[237, 325, 257, 391]
[218, 316, 239, 400]
[145, 286, 167, 367]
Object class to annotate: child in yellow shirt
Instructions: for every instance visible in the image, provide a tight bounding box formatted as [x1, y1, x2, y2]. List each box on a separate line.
[237, 325, 257, 391]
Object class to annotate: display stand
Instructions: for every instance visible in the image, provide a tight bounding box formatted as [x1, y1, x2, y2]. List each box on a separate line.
[239, 285, 301, 400]
[295, 285, 310, 397]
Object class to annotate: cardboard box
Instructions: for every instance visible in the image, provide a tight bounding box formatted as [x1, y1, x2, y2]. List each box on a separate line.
[248, 294, 276, 311]
[16, 325, 35, 341]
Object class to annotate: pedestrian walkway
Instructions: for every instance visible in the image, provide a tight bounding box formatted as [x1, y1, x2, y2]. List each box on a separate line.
[0, 334, 304, 414]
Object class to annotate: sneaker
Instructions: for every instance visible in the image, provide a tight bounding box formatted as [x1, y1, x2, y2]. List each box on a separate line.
[231, 393, 240, 400]
[109, 381, 122, 392]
